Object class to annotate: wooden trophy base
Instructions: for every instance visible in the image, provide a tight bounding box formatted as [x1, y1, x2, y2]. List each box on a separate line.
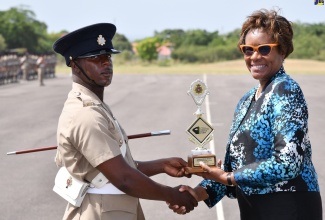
[185, 153, 216, 173]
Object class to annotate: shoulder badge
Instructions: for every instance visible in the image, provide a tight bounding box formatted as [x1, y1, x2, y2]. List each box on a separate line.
[83, 100, 100, 107]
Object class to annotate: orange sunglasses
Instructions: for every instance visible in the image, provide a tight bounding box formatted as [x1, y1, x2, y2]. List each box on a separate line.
[239, 44, 278, 56]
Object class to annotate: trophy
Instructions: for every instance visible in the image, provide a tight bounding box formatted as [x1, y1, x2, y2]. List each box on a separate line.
[185, 79, 216, 173]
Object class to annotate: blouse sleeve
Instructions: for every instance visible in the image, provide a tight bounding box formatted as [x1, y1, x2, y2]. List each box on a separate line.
[199, 178, 236, 208]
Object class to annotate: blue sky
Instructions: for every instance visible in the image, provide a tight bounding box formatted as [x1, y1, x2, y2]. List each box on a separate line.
[1, 0, 324, 41]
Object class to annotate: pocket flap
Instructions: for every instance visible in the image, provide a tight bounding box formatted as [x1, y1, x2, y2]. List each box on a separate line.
[54, 167, 89, 200]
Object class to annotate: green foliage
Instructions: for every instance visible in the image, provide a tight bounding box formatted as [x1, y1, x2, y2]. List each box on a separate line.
[136, 37, 161, 62]
[112, 33, 132, 51]
[181, 30, 218, 46]
[155, 23, 325, 62]
[0, 5, 324, 63]
[157, 59, 171, 67]
[166, 28, 241, 63]
[0, 6, 49, 53]
[172, 46, 200, 62]
[172, 44, 242, 63]
[113, 50, 136, 64]
[154, 29, 186, 47]
[291, 22, 325, 61]
[0, 34, 7, 51]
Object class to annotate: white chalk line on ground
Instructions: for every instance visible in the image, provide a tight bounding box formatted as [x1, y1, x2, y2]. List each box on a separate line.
[203, 74, 225, 220]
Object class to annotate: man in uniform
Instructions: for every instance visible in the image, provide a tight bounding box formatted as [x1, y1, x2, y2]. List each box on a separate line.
[53, 23, 198, 220]
[20, 52, 30, 80]
[36, 54, 45, 86]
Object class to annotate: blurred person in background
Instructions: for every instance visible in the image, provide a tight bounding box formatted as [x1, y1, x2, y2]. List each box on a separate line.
[36, 54, 45, 86]
[20, 51, 30, 80]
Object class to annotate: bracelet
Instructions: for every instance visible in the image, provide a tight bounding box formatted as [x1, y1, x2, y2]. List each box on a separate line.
[227, 172, 235, 187]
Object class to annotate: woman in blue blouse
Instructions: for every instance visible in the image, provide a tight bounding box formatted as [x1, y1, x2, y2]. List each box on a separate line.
[171, 9, 322, 220]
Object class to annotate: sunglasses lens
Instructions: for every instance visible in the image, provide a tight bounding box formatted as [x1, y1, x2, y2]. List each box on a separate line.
[258, 46, 271, 56]
[242, 46, 254, 56]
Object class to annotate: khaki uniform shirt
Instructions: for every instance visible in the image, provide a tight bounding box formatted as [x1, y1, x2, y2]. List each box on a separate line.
[55, 83, 145, 220]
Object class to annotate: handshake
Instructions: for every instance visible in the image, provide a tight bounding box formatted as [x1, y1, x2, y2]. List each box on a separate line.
[162, 158, 227, 215]
[167, 184, 206, 215]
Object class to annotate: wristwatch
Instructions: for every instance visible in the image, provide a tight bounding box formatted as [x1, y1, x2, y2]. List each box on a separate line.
[227, 172, 235, 187]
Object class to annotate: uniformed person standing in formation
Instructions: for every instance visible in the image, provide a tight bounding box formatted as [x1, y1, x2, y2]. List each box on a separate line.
[36, 54, 46, 86]
[20, 52, 30, 80]
[53, 23, 198, 220]
[45, 53, 57, 78]
[0, 53, 6, 84]
[0, 52, 21, 84]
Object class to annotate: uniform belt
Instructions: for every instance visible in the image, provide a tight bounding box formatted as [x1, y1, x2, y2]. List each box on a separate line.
[88, 183, 125, 195]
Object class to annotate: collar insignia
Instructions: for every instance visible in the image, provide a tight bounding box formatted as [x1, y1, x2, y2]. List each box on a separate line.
[97, 35, 106, 46]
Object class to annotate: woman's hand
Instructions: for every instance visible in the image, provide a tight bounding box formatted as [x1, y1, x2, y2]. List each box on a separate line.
[195, 159, 228, 185]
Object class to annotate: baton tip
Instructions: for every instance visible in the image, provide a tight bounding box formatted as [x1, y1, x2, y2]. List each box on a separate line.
[6, 151, 16, 155]
[163, 130, 171, 135]
[151, 130, 171, 136]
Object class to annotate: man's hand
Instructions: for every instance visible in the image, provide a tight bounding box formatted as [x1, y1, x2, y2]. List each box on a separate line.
[167, 185, 198, 214]
[162, 157, 191, 178]
[168, 185, 203, 215]
[136, 158, 191, 178]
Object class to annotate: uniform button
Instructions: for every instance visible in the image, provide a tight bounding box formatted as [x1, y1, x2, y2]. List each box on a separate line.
[119, 139, 123, 144]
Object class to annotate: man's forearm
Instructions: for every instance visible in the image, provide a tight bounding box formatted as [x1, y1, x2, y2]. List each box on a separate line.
[136, 159, 165, 177]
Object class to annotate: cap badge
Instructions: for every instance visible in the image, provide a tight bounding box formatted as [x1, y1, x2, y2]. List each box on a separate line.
[97, 35, 106, 46]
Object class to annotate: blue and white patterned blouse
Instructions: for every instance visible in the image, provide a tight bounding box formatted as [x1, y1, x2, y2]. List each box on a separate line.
[199, 67, 320, 208]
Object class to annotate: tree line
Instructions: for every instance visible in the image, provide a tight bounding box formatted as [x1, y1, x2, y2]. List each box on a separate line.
[1, 6, 325, 64]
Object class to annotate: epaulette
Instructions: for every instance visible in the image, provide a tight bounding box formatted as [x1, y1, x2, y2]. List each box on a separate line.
[73, 91, 101, 107]
[83, 100, 101, 107]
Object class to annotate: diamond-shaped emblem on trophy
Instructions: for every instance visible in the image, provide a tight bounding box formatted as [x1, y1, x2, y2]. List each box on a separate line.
[185, 79, 216, 173]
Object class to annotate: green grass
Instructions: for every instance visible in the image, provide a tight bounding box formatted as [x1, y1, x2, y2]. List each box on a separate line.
[55, 59, 325, 75]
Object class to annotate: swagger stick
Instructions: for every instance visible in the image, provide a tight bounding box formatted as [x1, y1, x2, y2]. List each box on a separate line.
[7, 130, 171, 155]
